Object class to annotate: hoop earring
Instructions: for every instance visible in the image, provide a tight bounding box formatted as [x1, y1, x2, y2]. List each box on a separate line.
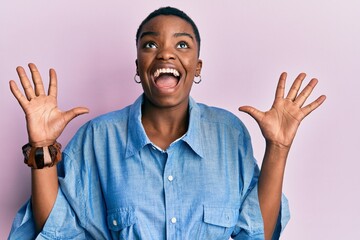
[134, 73, 141, 84]
[194, 74, 202, 84]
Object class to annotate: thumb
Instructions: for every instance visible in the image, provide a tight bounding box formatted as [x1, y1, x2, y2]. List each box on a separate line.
[238, 106, 264, 122]
[63, 107, 89, 124]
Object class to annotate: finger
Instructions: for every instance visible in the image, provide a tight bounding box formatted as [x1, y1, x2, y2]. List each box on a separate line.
[294, 78, 318, 107]
[9, 80, 29, 109]
[48, 68, 58, 97]
[286, 73, 306, 101]
[238, 106, 265, 123]
[274, 72, 287, 99]
[16, 66, 36, 100]
[301, 95, 327, 118]
[63, 107, 90, 124]
[28, 63, 46, 96]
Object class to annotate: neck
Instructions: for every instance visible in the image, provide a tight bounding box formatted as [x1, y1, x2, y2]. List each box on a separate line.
[141, 97, 189, 150]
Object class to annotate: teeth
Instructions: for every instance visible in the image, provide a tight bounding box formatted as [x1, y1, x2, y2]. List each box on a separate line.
[154, 68, 180, 78]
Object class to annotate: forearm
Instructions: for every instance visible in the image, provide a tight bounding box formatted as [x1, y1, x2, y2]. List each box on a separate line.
[31, 166, 59, 232]
[258, 141, 289, 239]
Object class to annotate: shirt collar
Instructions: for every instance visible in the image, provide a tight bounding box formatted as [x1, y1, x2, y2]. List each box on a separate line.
[125, 95, 150, 158]
[182, 97, 204, 158]
[125, 95, 204, 159]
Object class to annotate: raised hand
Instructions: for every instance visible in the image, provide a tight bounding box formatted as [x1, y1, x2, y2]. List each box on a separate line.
[239, 72, 326, 149]
[9, 63, 89, 147]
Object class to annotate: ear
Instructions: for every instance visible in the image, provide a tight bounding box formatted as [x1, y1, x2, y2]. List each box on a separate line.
[135, 59, 139, 74]
[195, 59, 203, 76]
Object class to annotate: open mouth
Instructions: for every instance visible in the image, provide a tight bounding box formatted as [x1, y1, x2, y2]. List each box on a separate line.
[153, 68, 181, 89]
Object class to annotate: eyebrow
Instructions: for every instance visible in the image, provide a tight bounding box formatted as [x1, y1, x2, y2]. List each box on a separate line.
[173, 32, 194, 40]
[139, 31, 159, 39]
[140, 31, 194, 41]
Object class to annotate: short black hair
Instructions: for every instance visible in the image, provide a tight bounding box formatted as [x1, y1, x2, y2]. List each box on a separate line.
[136, 6, 201, 56]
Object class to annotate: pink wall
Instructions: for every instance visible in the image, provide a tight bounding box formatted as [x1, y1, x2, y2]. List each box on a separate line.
[1, 1, 359, 238]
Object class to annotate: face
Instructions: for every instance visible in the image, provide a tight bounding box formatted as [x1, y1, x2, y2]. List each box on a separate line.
[136, 15, 202, 109]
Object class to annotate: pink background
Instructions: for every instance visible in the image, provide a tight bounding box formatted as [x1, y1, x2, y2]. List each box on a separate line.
[1, 1, 359, 239]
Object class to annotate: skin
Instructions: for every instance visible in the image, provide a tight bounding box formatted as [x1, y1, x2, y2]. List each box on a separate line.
[9, 15, 326, 238]
[136, 15, 202, 149]
[9, 64, 89, 232]
[239, 72, 326, 238]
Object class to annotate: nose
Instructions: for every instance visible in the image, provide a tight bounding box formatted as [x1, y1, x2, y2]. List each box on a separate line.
[156, 45, 176, 61]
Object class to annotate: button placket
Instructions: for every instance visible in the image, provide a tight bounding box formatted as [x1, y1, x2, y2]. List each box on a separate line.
[163, 149, 178, 239]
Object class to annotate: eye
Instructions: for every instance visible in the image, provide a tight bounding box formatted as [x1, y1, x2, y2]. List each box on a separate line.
[177, 41, 189, 49]
[144, 42, 157, 48]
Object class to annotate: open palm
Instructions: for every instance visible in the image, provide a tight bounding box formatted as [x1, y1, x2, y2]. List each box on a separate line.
[239, 72, 326, 149]
[9, 63, 89, 147]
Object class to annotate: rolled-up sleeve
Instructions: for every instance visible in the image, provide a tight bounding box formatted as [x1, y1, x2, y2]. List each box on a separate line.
[232, 125, 290, 239]
[9, 200, 37, 240]
[232, 184, 290, 239]
[9, 123, 110, 239]
[8, 187, 86, 240]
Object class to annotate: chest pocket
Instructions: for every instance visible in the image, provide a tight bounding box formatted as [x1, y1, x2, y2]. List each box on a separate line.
[107, 208, 136, 232]
[201, 206, 239, 239]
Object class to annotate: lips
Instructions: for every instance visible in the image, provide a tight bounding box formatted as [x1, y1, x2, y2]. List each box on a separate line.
[153, 68, 181, 89]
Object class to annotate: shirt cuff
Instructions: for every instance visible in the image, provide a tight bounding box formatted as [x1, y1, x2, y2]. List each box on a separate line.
[8, 188, 86, 240]
[8, 200, 37, 240]
[38, 187, 86, 239]
[233, 185, 291, 239]
[272, 194, 291, 239]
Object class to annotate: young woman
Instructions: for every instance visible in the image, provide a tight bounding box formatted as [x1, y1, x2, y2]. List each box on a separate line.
[9, 7, 326, 240]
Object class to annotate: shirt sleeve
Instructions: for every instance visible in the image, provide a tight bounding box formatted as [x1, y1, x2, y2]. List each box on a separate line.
[8, 188, 87, 240]
[8, 124, 111, 239]
[231, 125, 291, 239]
[232, 185, 290, 239]
[8, 200, 37, 240]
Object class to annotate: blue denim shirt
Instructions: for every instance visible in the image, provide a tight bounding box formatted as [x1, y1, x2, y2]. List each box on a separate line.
[9, 95, 290, 240]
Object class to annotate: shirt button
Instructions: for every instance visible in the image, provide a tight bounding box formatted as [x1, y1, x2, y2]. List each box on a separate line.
[171, 217, 177, 224]
[113, 220, 118, 226]
[168, 175, 174, 181]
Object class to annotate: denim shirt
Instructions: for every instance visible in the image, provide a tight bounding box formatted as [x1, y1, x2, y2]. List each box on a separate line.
[9, 95, 290, 240]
